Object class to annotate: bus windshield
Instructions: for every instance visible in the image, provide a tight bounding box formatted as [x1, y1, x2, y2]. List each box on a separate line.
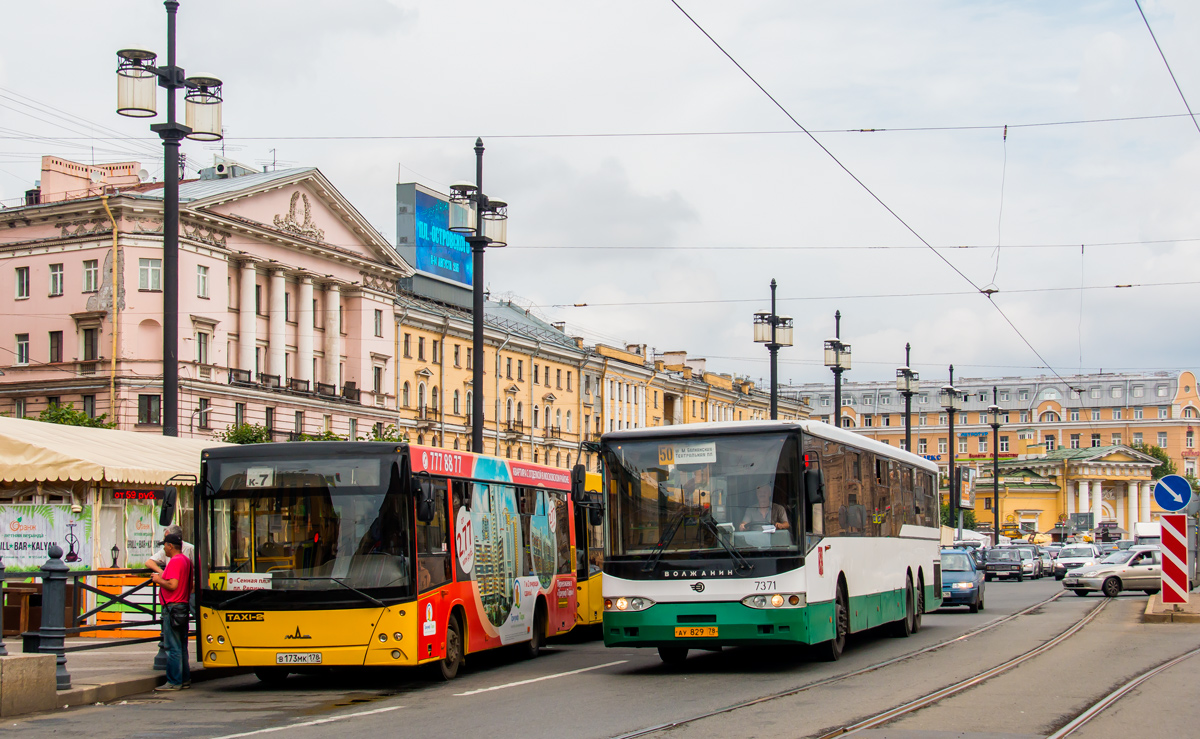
[204, 455, 413, 601]
[604, 433, 801, 558]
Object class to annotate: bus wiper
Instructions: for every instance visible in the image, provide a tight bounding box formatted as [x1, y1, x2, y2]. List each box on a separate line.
[642, 508, 689, 573]
[697, 513, 753, 573]
[274, 576, 386, 608]
[213, 589, 261, 610]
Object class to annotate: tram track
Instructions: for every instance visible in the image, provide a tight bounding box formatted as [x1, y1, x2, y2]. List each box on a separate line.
[611, 591, 1068, 739]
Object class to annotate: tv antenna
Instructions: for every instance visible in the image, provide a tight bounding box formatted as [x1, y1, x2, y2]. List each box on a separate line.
[204, 127, 243, 158]
[257, 149, 295, 172]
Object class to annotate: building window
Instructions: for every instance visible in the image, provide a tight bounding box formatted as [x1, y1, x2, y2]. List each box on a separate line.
[1112, 433, 1122, 446]
[1134, 432, 1143, 445]
[48, 263, 64, 296]
[373, 309, 383, 337]
[1070, 409, 1079, 422]
[348, 418, 357, 440]
[1157, 385, 1167, 397]
[978, 437, 988, 453]
[939, 414, 947, 425]
[375, 422, 384, 439]
[198, 398, 211, 429]
[139, 258, 162, 291]
[234, 402, 246, 426]
[80, 394, 96, 418]
[1045, 435, 1056, 451]
[918, 393, 928, 404]
[999, 436, 1009, 452]
[820, 396, 830, 407]
[1019, 412, 1028, 423]
[466, 348, 472, 370]
[1159, 406, 1169, 419]
[15, 334, 29, 365]
[1091, 409, 1100, 421]
[918, 414, 927, 426]
[1158, 431, 1168, 448]
[1070, 434, 1080, 449]
[567, 371, 572, 391]
[13, 398, 25, 418]
[516, 360, 523, 381]
[284, 292, 291, 321]
[15, 266, 30, 299]
[453, 390, 460, 415]
[863, 415, 873, 427]
[373, 365, 384, 394]
[196, 331, 209, 365]
[418, 337, 425, 361]
[1132, 386, 1144, 398]
[917, 438, 928, 454]
[984, 497, 992, 510]
[938, 438, 947, 454]
[533, 364, 540, 384]
[83, 260, 99, 293]
[1134, 407, 1144, 420]
[1000, 391, 1009, 402]
[506, 357, 512, 378]
[265, 407, 275, 431]
[294, 410, 304, 433]
[958, 413, 967, 425]
[402, 382, 410, 408]
[1113, 408, 1123, 420]
[1111, 386, 1122, 398]
[1019, 390, 1029, 401]
[403, 333, 411, 358]
[324, 415, 332, 432]
[1187, 431, 1194, 449]
[454, 344, 460, 366]
[958, 437, 967, 454]
[197, 265, 209, 298]
[432, 340, 439, 364]
[312, 298, 319, 327]
[138, 394, 162, 425]
[48, 331, 63, 363]
[556, 369, 562, 389]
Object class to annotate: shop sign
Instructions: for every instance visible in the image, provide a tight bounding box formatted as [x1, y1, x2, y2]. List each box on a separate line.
[0, 504, 94, 571]
[125, 502, 159, 567]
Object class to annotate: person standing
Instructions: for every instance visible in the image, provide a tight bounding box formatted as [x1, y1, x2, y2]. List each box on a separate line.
[145, 524, 194, 573]
[152, 532, 192, 691]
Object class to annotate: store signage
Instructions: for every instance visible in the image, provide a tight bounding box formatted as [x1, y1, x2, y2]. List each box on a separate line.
[0, 504, 94, 571]
[114, 489, 162, 501]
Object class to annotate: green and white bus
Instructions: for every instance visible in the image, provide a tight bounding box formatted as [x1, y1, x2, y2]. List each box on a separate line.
[594, 420, 942, 663]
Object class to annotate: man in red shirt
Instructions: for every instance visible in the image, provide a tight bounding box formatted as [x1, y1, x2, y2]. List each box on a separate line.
[152, 532, 192, 690]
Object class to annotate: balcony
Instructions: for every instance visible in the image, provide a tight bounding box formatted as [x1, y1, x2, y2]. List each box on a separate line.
[198, 365, 211, 380]
[257, 373, 281, 389]
[341, 382, 360, 403]
[415, 405, 436, 429]
[504, 420, 525, 437]
[229, 368, 253, 386]
[315, 381, 338, 398]
[545, 425, 562, 440]
[288, 378, 311, 393]
[77, 361, 97, 376]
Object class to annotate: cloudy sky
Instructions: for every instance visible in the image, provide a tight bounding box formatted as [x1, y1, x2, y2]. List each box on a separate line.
[2, 1, 1198, 389]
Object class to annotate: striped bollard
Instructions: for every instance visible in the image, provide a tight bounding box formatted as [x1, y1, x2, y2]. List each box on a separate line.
[1161, 514, 1189, 605]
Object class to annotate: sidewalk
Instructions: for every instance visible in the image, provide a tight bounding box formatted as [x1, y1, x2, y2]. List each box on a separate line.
[49, 637, 244, 708]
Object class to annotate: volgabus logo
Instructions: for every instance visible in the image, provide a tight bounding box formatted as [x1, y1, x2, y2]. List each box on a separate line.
[8, 517, 36, 533]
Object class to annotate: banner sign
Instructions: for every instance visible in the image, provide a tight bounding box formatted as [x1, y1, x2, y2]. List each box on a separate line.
[125, 502, 159, 567]
[0, 504, 94, 572]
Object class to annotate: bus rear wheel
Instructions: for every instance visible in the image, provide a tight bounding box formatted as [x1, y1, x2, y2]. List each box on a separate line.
[658, 647, 688, 665]
[891, 576, 914, 638]
[523, 601, 546, 659]
[817, 585, 848, 661]
[437, 615, 463, 681]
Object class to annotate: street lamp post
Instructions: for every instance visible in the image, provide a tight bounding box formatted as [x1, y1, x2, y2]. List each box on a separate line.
[115, 1, 224, 437]
[896, 343, 919, 453]
[988, 387, 1002, 545]
[448, 139, 508, 454]
[753, 279, 793, 420]
[823, 311, 851, 427]
[939, 366, 960, 533]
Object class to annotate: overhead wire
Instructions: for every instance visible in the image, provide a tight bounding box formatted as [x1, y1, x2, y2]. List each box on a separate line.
[1133, 0, 1200, 136]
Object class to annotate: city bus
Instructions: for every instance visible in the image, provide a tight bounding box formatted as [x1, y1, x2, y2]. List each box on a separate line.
[575, 470, 605, 627]
[587, 420, 942, 663]
[196, 442, 579, 681]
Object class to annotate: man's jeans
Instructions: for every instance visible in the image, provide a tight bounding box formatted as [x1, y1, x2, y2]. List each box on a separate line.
[162, 604, 191, 686]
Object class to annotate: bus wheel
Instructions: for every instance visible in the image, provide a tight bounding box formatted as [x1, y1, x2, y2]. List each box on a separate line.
[658, 647, 688, 665]
[891, 576, 914, 638]
[254, 668, 289, 686]
[523, 602, 546, 659]
[913, 577, 924, 633]
[437, 615, 463, 681]
[818, 585, 848, 661]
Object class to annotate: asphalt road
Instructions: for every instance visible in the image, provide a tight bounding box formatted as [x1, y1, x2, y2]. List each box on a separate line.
[10, 577, 1185, 739]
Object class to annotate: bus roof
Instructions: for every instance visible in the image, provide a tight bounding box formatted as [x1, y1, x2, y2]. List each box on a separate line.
[602, 419, 939, 475]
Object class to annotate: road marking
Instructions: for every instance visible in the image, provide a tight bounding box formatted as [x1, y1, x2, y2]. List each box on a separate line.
[207, 706, 402, 739]
[454, 660, 628, 696]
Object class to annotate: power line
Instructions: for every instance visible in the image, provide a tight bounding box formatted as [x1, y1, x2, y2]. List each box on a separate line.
[1133, 0, 1200, 136]
[504, 236, 1200, 251]
[668, 0, 1079, 392]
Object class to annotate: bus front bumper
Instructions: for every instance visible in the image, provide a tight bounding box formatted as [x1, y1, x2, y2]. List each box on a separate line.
[602, 599, 834, 648]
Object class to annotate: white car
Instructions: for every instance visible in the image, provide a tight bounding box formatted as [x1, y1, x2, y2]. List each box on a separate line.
[1054, 544, 1100, 581]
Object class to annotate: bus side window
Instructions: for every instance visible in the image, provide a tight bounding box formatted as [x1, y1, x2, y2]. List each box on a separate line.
[416, 479, 451, 592]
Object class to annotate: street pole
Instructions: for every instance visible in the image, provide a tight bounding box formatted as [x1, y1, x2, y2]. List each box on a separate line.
[769, 279, 778, 420]
[468, 138, 486, 454]
[946, 364, 956, 533]
[903, 343, 913, 452]
[991, 386, 1001, 545]
[833, 311, 843, 428]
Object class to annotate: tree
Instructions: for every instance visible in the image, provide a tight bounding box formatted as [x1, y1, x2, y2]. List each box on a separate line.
[35, 402, 115, 429]
[296, 430, 344, 442]
[366, 424, 408, 442]
[1130, 443, 1176, 480]
[940, 503, 977, 529]
[214, 423, 273, 444]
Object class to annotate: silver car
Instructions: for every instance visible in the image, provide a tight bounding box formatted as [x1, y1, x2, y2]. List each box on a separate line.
[1062, 546, 1161, 597]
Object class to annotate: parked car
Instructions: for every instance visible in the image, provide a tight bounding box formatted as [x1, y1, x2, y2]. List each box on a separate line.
[985, 548, 1024, 581]
[1054, 544, 1101, 580]
[940, 548, 986, 612]
[1063, 546, 1162, 597]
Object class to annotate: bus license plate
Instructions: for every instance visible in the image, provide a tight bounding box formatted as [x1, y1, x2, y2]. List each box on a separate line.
[674, 627, 718, 638]
[276, 652, 321, 665]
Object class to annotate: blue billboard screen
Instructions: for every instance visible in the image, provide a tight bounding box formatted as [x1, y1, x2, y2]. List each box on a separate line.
[414, 190, 472, 286]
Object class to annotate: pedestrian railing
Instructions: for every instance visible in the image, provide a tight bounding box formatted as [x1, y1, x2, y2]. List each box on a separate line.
[1, 544, 193, 690]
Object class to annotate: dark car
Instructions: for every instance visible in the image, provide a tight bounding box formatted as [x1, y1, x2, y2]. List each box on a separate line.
[985, 548, 1024, 581]
[940, 549, 986, 612]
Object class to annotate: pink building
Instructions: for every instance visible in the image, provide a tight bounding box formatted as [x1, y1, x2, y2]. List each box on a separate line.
[0, 156, 411, 439]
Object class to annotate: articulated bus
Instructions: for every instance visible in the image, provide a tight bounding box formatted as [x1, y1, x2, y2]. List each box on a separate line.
[593, 420, 942, 663]
[196, 442, 579, 681]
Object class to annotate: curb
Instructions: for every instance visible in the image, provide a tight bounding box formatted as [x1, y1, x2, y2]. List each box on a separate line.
[54, 667, 250, 710]
[1142, 593, 1200, 624]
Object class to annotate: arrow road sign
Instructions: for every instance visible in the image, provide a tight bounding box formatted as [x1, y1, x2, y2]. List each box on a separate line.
[1160, 514, 1189, 605]
[1154, 474, 1193, 513]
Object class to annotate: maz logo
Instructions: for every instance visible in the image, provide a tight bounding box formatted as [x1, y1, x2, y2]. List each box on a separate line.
[690, 582, 705, 592]
[284, 626, 312, 640]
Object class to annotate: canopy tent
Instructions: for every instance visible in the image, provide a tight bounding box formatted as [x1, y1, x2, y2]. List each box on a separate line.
[0, 416, 230, 485]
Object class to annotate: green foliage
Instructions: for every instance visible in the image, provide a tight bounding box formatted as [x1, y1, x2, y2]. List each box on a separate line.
[35, 402, 115, 429]
[1130, 443, 1176, 479]
[940, 503, 977, 529]
[366, 424, 408, 442]
[296, 430, 345, 442]
[213, 423, 273, 444]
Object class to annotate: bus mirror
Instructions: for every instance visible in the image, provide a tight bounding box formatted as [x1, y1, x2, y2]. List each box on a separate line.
[159, 486, 177, 526]
[805, 468, 825, 505]
[415, 476, 436, 523]
[570, 464, 587, 503]
[588, 504, 603, 528]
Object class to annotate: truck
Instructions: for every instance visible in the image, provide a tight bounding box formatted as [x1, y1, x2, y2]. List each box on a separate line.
[1133, 521, 1161, 547]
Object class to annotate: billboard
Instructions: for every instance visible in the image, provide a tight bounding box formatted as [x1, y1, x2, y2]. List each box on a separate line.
[397, 183, 472, 287]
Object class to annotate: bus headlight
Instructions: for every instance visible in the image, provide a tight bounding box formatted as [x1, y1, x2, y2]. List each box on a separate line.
[217, 635, 225, 644]
[742, 593, 806, 609]
[606, 596, 656, 612]
[206, 634, 213, 643]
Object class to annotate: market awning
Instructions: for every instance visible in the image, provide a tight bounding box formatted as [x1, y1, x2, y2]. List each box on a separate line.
[0, 416, 232, 485]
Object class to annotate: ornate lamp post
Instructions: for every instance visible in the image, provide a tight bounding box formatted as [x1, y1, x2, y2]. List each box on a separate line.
[938, 366, 960, 530]
[115, 1, 224, 437]
[987, 387, 1002, 544]
[896, 343, 919, 453]
[753, 279, 793, 420]
[448, 139, 508, 454]
[823, 311, 851, 427]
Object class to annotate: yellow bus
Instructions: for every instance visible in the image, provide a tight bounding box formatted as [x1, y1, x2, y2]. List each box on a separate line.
[575, 471, 604, 627]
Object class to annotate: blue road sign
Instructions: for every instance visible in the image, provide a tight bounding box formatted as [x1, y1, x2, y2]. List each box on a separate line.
[1154, 474, 1193, 512]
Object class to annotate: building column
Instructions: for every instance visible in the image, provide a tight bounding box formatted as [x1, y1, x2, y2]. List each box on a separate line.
[1065, 480, 1075, 516]
[323, 282, 341, 388]
[1078, 480, 1089, 514]
[1127, 480, 1139, 529]
[1116, 487, 1126, 530]
[1091, 480, 1103, 522]
[268, 269, 286, 378]
[296, 276, 314, 385]
[1140, 481, 1152, 522]
[238, 260, 257, 372]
